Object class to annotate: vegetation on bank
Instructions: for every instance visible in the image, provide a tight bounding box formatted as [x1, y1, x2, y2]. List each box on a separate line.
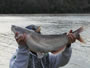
[0, 0, 89, 13]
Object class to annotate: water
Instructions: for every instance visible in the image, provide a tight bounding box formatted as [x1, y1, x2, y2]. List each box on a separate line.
[0, 14, 90, 68]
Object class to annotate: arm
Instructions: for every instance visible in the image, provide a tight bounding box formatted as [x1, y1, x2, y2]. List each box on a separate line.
[49, 46, 72, 68]
[9, 45, 30, 68]
[10, 26, 41, 68]
[10, 33, 30, 68]
[49, 30, 76, 68]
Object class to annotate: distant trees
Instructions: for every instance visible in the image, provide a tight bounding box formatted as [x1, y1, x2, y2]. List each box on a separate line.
[54, 0, 89, 13]
[0, 0, 89, 13]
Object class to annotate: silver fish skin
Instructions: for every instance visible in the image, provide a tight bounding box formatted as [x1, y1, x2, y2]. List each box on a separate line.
[11, 25, 84, 53]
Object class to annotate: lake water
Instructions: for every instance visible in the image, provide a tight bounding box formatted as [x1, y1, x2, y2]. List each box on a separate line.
[0, 14, 90, 68]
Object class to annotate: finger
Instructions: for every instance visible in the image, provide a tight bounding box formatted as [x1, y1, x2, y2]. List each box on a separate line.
[72, 35, 76, 42]
[69, 34, 76, 43]
[15, 32, 20, 39]
[68, 33, 73, 39]
[16, 37, 22, 43]
[68, 36, 72, 43]
[70, 34, 76, 39]
[16, 36, 24, 43]
[68, 34, 74, 43]
[70, 34, 74, 40]
[17, 38, 24, 44]
[15, 34, 23, 40]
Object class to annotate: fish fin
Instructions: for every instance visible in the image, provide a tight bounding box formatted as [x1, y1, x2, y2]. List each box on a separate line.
[74, 26, 85, 43]
[37, 52, 45, 58]
[77, 35, 85, 44]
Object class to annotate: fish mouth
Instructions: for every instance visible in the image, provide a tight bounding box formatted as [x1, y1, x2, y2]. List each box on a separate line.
[51, 46, 66, 54]
[11, 25, 16, 33]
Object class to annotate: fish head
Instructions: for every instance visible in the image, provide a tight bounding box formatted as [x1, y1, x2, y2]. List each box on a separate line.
[11, 25, 24, 34]
[11, 25, 33, 34]
[11, 25, 18, 33]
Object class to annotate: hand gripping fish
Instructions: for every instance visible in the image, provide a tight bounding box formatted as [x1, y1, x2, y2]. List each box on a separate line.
[11, 25, 84, 58]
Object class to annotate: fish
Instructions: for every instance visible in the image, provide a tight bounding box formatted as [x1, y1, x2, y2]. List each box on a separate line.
[11, 25, 84, 58]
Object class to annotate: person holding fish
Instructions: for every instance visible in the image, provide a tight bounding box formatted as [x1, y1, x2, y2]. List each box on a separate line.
[10, 25, 76, 68]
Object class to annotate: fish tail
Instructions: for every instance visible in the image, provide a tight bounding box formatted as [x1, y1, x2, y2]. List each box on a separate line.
[77, 35, 85, 43]
[74, 26, 85, 43]
[74, 26, 84, 33]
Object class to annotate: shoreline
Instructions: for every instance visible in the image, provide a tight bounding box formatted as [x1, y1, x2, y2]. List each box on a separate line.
[0, 14, 90, 17]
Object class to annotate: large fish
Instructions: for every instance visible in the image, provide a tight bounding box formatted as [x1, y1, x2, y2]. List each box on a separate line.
[11, 25, 84, 58]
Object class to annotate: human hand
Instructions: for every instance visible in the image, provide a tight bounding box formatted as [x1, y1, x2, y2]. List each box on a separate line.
[15, 32, 27, 45]
[67, 30, 76, 43]
[67, 30, 76, 47]
[66, 30, 76, 48]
